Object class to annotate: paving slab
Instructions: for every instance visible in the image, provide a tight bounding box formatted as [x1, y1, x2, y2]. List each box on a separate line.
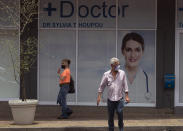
[1, 104, 183, 131]
[0, 118, 183, 131]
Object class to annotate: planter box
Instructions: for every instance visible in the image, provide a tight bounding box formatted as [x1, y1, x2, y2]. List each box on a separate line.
[9, 99, 38, 125]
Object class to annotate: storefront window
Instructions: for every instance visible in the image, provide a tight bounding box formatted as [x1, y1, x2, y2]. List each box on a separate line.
[0, 0, 20, 99]
[0, 0, 19, 28]
[175, 0, 183, 106]
[77, 30, 116, 103]
[39, 30, 76, 102]
[78, 0, 116, 29]
[118, 0, 156, 29]
[179, 33, 183, 103]
[38, 0, 156, 106]
[117, 30, 156, 104]
[0, 30, 19, 99]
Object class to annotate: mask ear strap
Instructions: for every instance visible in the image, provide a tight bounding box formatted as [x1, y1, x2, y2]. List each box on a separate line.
[143, 70, 149, 93]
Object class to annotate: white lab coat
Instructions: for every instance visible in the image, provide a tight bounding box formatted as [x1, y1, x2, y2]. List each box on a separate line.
[122, 67, 155, 103]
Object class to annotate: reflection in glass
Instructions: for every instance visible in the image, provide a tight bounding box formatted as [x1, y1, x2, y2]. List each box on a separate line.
[0, 0, 20, 28]
[0, 30, 20, 98]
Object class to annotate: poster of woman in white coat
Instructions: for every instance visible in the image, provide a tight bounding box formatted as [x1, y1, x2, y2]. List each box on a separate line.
[118, 31, 156, 105]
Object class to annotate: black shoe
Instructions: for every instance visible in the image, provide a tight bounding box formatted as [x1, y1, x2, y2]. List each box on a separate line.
[67, 111, 73, 116]
[57, 116, 68, 119]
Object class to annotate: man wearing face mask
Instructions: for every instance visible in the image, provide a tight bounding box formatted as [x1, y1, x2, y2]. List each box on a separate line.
[97, 57, 130, 131]
[57, 59, 72, 119]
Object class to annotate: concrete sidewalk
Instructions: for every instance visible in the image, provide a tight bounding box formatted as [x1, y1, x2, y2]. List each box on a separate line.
[0, 105, 183, 131]
[0, 118, 183, 131]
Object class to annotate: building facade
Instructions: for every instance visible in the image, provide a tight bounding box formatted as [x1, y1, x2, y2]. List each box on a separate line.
[0, 0, 182, 110]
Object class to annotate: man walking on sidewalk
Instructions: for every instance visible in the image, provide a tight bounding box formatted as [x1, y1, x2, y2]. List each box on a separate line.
[97, 57, 130, 131]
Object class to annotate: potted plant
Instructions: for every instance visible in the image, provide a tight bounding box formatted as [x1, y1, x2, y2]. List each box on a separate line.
[8, 36, 38, 125]
[0, 0, 38, 124]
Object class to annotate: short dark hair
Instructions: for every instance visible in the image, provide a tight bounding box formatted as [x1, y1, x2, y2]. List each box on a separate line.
[121, 32, 144, 52]
[62, 59, 71, 65]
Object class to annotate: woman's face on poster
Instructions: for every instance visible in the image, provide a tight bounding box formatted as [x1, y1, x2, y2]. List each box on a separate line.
[122, 40, 143, 68]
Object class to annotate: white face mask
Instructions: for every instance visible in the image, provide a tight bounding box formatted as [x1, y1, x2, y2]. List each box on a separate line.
[115, 65, 120, 71]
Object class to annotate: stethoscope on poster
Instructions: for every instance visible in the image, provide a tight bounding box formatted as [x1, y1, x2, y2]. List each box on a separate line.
[143, 70, 151, 100]
[124, 67, 152, 101]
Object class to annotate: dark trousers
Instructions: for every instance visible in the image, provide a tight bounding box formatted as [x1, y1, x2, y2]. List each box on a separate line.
[107, 98, 124, 131]
[57, 84, 72, 117]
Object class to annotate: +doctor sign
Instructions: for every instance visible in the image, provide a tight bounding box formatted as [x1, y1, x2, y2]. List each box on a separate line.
[43, 1, 128, 18]
[39, 0, 156, 29]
